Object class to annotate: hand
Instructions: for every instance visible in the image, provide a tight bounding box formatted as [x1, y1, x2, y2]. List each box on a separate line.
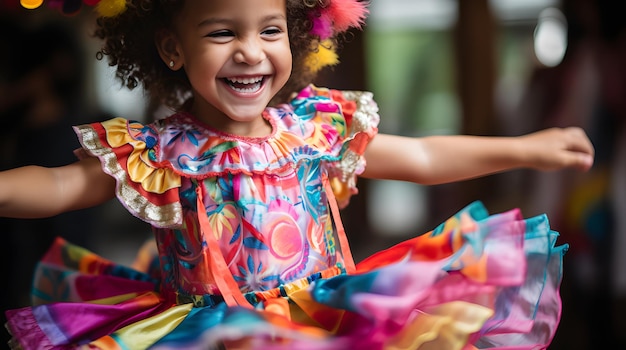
[519, 127, 595, 172]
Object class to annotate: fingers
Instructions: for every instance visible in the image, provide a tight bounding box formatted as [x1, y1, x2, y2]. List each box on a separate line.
[569, 152, 595, 172]
[564, 127, 595, 156]
[563, 127, 595, 171]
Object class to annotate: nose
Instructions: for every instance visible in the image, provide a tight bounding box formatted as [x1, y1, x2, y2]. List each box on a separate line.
[234, 36, 266, 65]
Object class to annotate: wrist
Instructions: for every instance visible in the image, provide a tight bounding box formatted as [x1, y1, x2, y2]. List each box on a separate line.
[511, 136, 533, 169]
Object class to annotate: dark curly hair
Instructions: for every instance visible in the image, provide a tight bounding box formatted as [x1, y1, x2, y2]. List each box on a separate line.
[94, 0, 336, 110]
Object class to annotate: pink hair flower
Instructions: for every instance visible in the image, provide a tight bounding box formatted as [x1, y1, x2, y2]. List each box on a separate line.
[310, 11, 333, 39]
[326, 0, 369, 33]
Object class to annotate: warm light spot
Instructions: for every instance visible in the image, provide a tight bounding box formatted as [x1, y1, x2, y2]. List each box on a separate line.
[20, 0, 43, 9]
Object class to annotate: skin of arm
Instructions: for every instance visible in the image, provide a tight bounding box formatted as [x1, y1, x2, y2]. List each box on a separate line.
[361, 127, 595, 185]
[0, 156, 116, 218]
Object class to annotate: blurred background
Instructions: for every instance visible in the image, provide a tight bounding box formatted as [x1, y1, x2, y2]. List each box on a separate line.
[1, 0, 624, 348]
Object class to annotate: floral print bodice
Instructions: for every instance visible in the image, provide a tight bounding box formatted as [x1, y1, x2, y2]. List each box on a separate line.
[75, 85, 379, 300]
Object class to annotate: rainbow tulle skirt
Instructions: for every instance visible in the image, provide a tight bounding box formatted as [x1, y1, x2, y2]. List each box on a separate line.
[5, 201, 567, 349]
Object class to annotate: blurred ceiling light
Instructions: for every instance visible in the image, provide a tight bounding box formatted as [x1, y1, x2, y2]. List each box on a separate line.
[369, 0, 457, 30]
[490, 0, 560, 22]
[369, 0, 560, 30]
[533, 7, 568, 67]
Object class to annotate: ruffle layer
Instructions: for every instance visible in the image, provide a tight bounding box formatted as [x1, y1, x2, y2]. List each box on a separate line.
[289, 86, 380, 207]
[74, 119, 183, 228]
[5, 201, 566, 350]
[72, 85, 379, 227]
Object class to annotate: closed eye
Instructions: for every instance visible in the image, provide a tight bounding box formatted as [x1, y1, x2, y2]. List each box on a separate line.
[262, 27, 282, 36]
[207, 30, 234, 38]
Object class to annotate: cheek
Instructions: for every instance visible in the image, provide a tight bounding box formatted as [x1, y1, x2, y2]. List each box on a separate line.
[275, 45, 293, 81]
[183, 45, 222, 72]
[186, 54, 221, 83]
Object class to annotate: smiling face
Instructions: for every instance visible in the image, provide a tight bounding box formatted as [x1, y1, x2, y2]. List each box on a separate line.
[157, 0, 292, 136]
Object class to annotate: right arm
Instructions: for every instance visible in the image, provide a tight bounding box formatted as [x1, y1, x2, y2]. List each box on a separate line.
[0, 156, 116, 218]
[362, 127, 594, 184]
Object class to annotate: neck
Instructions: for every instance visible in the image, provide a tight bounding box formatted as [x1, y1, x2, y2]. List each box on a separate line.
[218, 118, 273, 138]
[188, 102, 272, 138]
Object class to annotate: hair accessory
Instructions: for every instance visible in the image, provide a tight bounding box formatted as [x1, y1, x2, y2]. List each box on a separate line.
[305, 0, 369, 72]
[305, 39, 339, 73]
[309, 0, 369, 40]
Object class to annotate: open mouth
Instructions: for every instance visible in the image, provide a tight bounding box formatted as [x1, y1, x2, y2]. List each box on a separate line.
[223, 76, 266, 94]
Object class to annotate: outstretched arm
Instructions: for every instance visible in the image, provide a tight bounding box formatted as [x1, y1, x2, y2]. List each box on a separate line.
[361, 127, 594, 185]
[0, 156, 116, 218]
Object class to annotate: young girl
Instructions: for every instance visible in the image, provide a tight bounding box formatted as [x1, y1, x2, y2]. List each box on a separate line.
[3, 0, 594, 349]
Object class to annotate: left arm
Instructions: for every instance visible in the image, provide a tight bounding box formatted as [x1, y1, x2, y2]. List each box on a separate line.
[361, 127, 594, 185]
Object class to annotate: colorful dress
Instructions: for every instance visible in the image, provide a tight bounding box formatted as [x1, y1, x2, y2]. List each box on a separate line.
[5, 85, 567, 349]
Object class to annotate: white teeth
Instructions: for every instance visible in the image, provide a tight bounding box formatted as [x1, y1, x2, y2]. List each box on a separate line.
[225, 76, 264, 93]
[227, 76, 263, 84]
[230, 84, 261, 93]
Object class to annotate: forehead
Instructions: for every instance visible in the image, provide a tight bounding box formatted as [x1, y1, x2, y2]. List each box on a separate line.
[177, 0, 287, 22]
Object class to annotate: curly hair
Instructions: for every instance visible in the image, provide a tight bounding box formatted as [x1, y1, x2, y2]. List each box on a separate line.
[94, 0, 335, 110]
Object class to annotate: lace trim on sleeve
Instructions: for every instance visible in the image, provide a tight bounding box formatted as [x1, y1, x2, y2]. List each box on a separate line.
[329, 90, 380, 208]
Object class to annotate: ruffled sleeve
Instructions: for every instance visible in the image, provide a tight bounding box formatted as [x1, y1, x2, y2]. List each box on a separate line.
[74, 118, 183, 228]
[289, 85, 380, 207]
